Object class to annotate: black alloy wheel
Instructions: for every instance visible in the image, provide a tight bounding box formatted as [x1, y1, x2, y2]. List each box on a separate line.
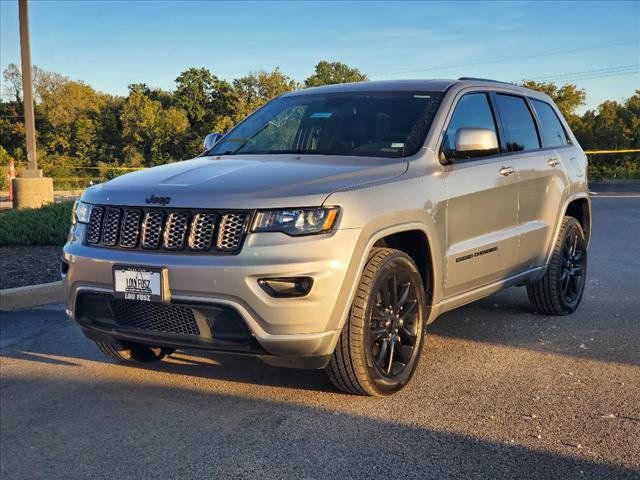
[326, 248, 428, 395]
[559, 226, 586, 306]
[368, 270, 420, 379]
[527, 216, 588, 315]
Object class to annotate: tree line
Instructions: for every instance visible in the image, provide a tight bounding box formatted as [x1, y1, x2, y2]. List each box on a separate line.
[1, 60, 638, 189]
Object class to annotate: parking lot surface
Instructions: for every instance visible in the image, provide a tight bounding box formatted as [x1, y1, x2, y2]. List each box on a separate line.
[1, 197, 639, 479]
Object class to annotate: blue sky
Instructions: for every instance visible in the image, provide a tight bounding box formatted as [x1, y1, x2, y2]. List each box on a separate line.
[1, 0, 638, 111]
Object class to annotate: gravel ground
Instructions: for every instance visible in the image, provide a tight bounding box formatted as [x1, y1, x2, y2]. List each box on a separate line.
[0, 198, 639, 479]
[0, 246, 63, 289]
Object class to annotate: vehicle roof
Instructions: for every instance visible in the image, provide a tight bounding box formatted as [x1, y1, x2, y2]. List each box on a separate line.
[285, 78, 546, 99]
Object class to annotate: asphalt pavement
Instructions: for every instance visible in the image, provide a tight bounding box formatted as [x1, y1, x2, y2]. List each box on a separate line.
[1, 197, 639, 479]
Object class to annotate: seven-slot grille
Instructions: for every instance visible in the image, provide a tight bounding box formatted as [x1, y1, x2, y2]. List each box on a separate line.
[85, 206, 250, 253]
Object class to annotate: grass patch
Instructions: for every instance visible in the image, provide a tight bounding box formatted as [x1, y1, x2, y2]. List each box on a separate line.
[0, 201, 73, 246]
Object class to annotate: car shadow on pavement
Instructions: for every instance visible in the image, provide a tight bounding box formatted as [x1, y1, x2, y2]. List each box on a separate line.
[0, 375, 637, 480]
[0, 304, 334, 391]
[141, 350, 338, 393]
[428, 287, 640, 367]
[0, 312, 336, 392]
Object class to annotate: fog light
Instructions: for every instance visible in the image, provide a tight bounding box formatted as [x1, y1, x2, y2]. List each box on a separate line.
[258, 277, 313, 298]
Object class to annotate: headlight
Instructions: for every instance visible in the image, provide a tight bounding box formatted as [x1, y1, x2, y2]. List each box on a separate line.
[251, 207, 339, 236]
[72, 201, 92, 224]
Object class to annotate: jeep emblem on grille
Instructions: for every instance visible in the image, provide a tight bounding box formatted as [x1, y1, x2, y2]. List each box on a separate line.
[145, 194, 171, 206]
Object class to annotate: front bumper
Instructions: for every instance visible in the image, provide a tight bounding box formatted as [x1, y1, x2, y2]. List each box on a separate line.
[63, 223, 363, 364]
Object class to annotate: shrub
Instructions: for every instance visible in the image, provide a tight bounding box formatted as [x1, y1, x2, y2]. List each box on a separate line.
[0, 201, 73, 246]
[588, 156, 640, 181]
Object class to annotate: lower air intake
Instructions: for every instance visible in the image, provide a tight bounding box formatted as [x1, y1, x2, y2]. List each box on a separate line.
[110, 300, 200, 336]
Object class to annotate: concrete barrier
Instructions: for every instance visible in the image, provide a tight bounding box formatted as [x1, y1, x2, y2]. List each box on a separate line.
[11, 177, 54, 209]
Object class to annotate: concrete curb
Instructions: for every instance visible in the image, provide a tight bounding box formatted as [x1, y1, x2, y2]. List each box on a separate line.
[589, 181, 640, 195]
[0, 281, 64, 311]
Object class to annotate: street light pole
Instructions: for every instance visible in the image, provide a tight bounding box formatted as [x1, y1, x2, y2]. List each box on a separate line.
[13, 0, 53, 209]
[18, 0, 39, 176]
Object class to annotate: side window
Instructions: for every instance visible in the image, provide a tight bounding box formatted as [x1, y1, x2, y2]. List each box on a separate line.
[443, 93, 498, 159]
[494, 94, 540, 152]
[531, 99, 569, 148]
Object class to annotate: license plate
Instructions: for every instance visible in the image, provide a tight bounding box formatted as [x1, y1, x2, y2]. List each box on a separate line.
[113, 266, 168, 303]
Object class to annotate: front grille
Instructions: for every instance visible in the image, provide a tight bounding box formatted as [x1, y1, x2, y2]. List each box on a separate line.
[189, 213, 217, 250]
[86, 205, 250, 254]
[141, 211, 164, 249]
[101, 208, 121, 246]
[119, 209, 141, 248]
[163, 212, 189, 250]
[110, 300, 200, 336]
[86, 206, 104, 244]
[217, 213, 251, 251]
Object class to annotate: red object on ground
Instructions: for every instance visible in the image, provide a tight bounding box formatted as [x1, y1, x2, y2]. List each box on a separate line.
[7, 160, 15, 201]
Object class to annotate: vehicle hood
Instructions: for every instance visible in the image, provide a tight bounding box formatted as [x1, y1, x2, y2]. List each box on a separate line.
[81, 155, 407, 208]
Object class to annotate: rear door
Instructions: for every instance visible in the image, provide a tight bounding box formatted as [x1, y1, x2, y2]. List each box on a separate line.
[441, 92, 520, 298]
[493, 94, 570, 270]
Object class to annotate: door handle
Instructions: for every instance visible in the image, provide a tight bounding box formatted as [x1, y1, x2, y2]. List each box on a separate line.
[548, 158, 560, 167]
[499, 166, 516, 177]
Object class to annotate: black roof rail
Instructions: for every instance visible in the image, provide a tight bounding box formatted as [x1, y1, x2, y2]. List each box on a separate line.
[458, 77, 515, 85]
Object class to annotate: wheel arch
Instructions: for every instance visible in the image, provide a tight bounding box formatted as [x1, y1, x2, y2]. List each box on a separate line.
[372, 229, 434, 308]
[542, 193, 591, 267]
[327, 219, 444, 339]
[565, 196, 592, 245]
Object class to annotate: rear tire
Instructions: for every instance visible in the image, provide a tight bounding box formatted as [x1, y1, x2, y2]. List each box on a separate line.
[95, 341, 174, 364]
[326, 248, 428, 396]
[527, 216, 587, 315]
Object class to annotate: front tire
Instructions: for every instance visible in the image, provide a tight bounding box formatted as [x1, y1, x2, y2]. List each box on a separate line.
[527, 216, 587, 315]
[326, 248, 428, 396]
[95, 340, 174, 364]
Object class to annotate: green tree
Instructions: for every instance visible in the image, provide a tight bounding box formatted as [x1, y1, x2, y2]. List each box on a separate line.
[32, 67, 70, 104]
[0, 100, 25, 161]
[121, 91, 189, 165]
[128, 83, 173, 108]
[2, 63, 23, 102]
[173, 67, 234, 135]
[226, 68, 298, 128]
[520, 81, 586, 119]
[579, 92, 640, 150]
[304, 61, 367, 87]
[621, 90, 640, 148]
[35, 80, 109, 166]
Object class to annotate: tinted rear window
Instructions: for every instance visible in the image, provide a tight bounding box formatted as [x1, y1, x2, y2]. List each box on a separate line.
[531, 99, 569, 147]
[494, 94, 540, 152]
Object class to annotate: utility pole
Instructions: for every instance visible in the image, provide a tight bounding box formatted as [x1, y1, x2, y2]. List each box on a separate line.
[18, 0, 38, 175]
[14, 0, 53, 208]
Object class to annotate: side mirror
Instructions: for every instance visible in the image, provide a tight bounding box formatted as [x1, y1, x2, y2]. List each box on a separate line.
[454, 128, 499, 159]
[203, 133, 223, 151]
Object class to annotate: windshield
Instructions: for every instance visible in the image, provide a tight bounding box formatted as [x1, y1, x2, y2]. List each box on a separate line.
[206, 91, 443, 158]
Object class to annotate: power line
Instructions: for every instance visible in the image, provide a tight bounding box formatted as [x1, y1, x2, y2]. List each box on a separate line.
[537, 71, 639, 83]
[527, 64, 638, 81]
[370, 39, 638, 78]
[520, 71, 638, 84]
[514, 64, 640, 83]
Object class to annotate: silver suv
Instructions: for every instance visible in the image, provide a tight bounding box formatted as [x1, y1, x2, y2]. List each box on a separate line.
[63, 78, 590, 395]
